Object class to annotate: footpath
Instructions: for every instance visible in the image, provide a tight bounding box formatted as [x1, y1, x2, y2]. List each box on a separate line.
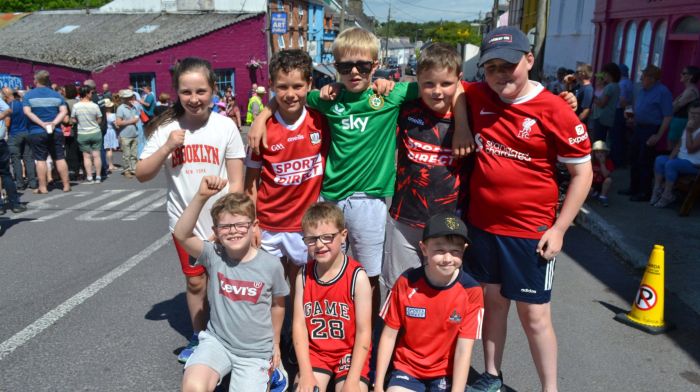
[575, 167, 700, 315]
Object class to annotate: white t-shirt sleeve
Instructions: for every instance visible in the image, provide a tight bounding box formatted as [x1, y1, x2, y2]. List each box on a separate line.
[225, 119, 246, 160]
[140, 124, 167, 160]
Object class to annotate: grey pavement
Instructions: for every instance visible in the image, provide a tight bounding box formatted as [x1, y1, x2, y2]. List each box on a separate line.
[575, 166, 700, 315]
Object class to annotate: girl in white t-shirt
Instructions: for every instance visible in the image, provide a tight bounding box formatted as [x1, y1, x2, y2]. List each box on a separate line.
[135, 57, 246, 364]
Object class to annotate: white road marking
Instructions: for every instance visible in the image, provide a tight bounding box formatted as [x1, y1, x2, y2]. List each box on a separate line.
[77, 189, 167, 221]
[12, 191, 91, 219]
[122, 198, 167, 221]
[31, 190, 127, 222]
[0, 233, 171, 361]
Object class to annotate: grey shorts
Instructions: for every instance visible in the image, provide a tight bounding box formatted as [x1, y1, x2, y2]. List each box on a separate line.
[77, 132, 103, 153]
[260, 229, 309, 266]
[184, 330, 271, 391]
[381, 216, 424, 291]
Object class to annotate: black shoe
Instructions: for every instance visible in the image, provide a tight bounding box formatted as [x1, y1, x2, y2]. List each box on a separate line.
[11, 204, 27, 213]
[617, 188, 633, 196]
[629, 193, 651, 202]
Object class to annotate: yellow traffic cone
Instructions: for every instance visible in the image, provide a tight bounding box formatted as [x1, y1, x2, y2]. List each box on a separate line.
[614, 244, 669, 334]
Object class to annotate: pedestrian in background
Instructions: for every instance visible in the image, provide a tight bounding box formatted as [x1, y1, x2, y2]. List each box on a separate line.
[71, 86, 103, 184]
[668, 65, 700, 149]
[62, 84, 83, 181]
[3, 87, 37, 190]
[115, 89, 140, 178]
[103, 99, 119, 173]
[591, 63, 621, 142]
[0, 89, 26, 213]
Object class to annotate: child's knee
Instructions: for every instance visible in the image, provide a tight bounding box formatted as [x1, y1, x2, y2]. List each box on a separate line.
[181, 373, 217, 392]
[186, 274, 207, 293]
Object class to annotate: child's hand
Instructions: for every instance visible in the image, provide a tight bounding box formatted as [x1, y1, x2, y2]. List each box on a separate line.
[452, 130, 475, 157]
[296, 373, 319, 392]
[559, 91, 578, 112]
[372, 78, 395, 96]
[320, 83, 342, 101]
[198, 176, 227, 198]
[165, 129, 186, 151]
[536, 226, 564, 260]
[271, 343, 281, 370]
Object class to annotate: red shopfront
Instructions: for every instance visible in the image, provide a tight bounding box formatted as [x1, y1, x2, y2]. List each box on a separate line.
[592, 0, 700, 94]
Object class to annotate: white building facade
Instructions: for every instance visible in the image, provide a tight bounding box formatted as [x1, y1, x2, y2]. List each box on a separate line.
[543, 0, 596, 77]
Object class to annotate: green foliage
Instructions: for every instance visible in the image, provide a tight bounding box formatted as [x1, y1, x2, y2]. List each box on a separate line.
[376, 20, 482, 46]
[0, 0, 111, 12]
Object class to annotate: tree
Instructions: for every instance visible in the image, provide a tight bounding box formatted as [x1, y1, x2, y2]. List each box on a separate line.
[0, 0, 110, 12]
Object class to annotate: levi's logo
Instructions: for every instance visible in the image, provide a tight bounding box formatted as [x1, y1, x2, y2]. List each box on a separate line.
[406, 306, 426, 318]
[218, 272, 264, 303]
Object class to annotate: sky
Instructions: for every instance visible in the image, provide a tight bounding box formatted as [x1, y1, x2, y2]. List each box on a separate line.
[362, 0, 494, 23]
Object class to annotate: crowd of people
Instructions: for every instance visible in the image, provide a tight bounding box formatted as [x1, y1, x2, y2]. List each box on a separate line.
[545, 61, 700, 209]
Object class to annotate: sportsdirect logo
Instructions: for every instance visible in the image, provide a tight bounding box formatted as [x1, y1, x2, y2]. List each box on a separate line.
[271, 153, 323, 186]
[218, 272, 263, 303]
[405, 135, 455, 166]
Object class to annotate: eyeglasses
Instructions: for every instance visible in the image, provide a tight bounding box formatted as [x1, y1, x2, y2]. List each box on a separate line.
[214, 221, 252, 233]
[302, 232, 340, 246]
[335, 61, 374, 75]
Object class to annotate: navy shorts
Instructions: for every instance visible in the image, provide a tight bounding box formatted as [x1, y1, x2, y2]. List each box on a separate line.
[29, 132, 65, 161]
[387, 370, 456, 392]
[464, 225, 556, 304]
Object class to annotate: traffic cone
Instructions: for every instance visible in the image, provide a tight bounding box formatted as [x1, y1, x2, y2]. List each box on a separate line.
[614, 244, 669, 334]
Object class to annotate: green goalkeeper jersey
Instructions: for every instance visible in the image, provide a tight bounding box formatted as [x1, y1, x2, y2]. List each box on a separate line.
[306, 82, 418, 200]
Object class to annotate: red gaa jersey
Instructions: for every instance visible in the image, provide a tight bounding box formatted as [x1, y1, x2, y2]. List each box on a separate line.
[463, 81, 591, 238]
[380, 267, 484, 379]
[247, 107, 328, 231]
[302, 256, 366, 363]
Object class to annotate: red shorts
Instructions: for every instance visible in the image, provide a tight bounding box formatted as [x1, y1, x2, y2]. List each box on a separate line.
[172, 234, 206, 277]
[309, 350, 370, 384]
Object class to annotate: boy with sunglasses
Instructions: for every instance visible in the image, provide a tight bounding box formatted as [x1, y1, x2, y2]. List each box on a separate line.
[292, 202, 372, 392]
[249, 27, 472, 320]
[174, 177, 289, 392]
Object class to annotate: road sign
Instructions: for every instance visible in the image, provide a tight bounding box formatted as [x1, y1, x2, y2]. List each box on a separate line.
[635, 284, 657, 311]
[271, 12, 287, 34]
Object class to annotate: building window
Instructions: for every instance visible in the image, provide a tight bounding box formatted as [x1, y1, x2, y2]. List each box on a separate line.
[635, 21, 652, 80]
[214, 69, 235, 96]
[129, 72, 156, 96]
[651, 21, 667, 67]
[611, 23, 624, 64]
[674, 16, 700, 33]
[623, 22, 637, 77]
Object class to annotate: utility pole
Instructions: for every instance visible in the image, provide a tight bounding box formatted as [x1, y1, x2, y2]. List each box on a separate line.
[339, 0, 345, 33]
[384, 0, 391, 64]
[532, 0, 548, 80]
[491, 0, 498, 30]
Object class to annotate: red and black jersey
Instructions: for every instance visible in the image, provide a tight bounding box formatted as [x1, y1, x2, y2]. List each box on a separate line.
[380, 267, 484, 379]
[301, 255, 366, 359]
[390, 99, 468, 228]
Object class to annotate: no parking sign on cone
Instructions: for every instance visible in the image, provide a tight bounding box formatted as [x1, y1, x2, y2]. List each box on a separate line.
[614, 244, 669, 334]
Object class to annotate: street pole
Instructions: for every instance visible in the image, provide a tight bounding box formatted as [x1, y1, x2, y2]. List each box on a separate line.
[532, 0, 548, 80]
[491, 0, 498, 30]
[339, 0, 345, 33]
[384, 0, 391, 64]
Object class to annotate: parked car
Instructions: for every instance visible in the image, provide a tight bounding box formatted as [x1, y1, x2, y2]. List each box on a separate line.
[372, 68, 394, 82]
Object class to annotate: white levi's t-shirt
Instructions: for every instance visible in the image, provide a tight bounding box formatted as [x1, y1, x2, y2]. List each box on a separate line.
[140, 113, 245, 239]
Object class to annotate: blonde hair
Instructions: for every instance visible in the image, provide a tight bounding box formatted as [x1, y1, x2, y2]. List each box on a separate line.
[301, 202, 345, 232]
[577, 64, 593, 79]
[210, 193, 256, 225]
[332, 28, 379, 61]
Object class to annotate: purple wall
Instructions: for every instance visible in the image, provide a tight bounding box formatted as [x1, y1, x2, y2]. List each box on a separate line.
[0, 14, 268, 110]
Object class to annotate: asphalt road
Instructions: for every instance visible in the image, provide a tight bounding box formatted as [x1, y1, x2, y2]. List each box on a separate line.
[0, 168, 698, 391]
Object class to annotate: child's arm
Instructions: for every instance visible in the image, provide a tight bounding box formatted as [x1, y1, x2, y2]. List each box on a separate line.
[246, 100, 279, 155]
[270, 295, 285, 370]
[225, 158, 244, 193]
[172, 176, 227, 258]
[451, 83, 474, 157]
[450, 338, 475, 392]
[243, 166, 261, 204]
[373, 325, 399, 392]
[341, 270, 372, 392]
[135, 129, 185, 182]
[537, 160, 593, 260]
[292, 272, 318, 392]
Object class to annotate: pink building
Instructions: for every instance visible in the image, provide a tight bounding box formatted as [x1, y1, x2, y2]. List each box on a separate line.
[592, 0, 700, 94]
[0, 12, 267, 107]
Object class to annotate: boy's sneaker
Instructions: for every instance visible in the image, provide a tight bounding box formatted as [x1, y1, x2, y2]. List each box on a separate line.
[598, 195, 609, 207]
[177, 333, 199, 364]
[270, 365, 288, 392]
[467, 371, 503, 392]
[11, 204, 27, 213]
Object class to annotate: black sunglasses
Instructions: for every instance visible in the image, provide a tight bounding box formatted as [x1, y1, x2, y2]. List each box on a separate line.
[335, 61, 374, 75]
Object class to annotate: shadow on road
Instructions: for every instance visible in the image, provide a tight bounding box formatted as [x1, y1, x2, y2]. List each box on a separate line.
[0, 217, 34, 236]
[144, 292, 191, 341]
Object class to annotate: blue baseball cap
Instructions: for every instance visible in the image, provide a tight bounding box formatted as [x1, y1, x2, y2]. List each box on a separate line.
[478, 26, 531, 67]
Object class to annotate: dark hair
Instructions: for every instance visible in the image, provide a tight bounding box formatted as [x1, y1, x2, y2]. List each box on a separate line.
[417, 43, 461, 77]
[78, 85, 92, 98]
[269, 49, 313, 83]
[601, 62, 621, 83]
[685, 66, 700, 84]
[146, 57, 215, 137]
[64, 84, 78, 99]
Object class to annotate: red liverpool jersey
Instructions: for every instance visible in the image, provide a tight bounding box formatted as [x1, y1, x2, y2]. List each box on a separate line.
[247, 107, 328, 232]
[302, 256, 365, 360]
[380, 267, 484, 379]
[463, 81, 591, 238]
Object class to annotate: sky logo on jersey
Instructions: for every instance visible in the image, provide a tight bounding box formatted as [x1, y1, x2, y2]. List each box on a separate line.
[341, 115, 369, 132]
[406, 306, 426, 318]
[218, 272, 263, 303]
[271, 153, 323, 186]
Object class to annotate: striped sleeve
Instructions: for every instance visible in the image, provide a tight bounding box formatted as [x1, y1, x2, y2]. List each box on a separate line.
[458, 286, 485, 340]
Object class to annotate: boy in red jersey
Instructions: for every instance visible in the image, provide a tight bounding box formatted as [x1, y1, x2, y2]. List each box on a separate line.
[464, 27, 593, 392]
[293, 202, 372, 392]
[375, 213, 484, 392]
[244, 49, 329, 293]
